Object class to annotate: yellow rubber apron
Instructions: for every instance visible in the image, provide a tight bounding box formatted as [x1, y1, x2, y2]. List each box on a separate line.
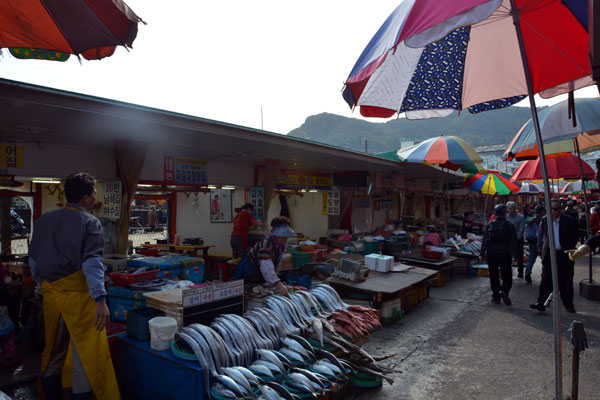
[40, 269, 120, 400]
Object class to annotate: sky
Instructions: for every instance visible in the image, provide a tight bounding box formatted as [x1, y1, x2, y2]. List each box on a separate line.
[0, 0, 597, 136]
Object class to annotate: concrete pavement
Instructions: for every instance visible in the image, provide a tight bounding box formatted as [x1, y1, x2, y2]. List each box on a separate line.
[351, 256, 600, 400]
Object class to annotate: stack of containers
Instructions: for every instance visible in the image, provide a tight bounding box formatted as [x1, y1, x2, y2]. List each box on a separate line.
[161, 254, 204, 283]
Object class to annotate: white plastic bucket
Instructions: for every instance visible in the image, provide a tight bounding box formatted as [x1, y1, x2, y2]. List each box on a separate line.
[148, 316, 178, 351]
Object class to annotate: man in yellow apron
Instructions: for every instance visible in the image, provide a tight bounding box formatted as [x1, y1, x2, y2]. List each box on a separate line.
[29, 172, 120, 400]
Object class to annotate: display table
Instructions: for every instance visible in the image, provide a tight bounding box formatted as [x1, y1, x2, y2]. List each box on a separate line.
[117, 333, 205, 400]
[327, 267, 437, 312]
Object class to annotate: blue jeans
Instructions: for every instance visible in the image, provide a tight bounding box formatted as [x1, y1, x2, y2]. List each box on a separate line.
[525, 240, 537, 275]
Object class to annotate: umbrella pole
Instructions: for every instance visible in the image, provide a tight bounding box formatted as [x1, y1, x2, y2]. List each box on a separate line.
[575, 139, 594, 283]
[511, 2, 563, 398]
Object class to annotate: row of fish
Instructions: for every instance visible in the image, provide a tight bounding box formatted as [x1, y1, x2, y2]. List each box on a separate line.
[175, 284, 396, 397]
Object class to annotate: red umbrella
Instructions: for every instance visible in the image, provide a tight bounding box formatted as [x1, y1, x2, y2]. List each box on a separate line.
[511, 155, 595, 182]
[0, 0, 143, 61]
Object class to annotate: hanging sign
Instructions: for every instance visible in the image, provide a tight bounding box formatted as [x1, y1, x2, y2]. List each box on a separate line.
[164, 156, 207, 185]
[102, 181, 122, 219]
[355, 196, 371, 209]
[276, 169, 331, 190]
[322, 191, 340, 215]
[379, 198, 394, 210]
[0, 144, 24, 170]
[244, 187, 265, 220]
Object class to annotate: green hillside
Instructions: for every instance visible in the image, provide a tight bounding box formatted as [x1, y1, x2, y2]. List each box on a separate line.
[288, 106, 537, 153]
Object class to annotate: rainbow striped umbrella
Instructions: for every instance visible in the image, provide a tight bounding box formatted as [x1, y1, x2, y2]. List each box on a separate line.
[396, 136, 482, 169]
[464, 170, 521, 195]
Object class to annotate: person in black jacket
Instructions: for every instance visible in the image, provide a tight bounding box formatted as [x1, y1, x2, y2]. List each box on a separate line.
[481, 204, 518, 305]
[530, 199, 580, 313]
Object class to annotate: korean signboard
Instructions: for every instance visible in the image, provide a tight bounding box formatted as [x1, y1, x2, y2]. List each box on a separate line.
[0, 144, 24, 173]
[277, 169, 331, 190]
[102, 181, 122, 219]
[164, 156, 207, 185]
[182, 279, 244, 307]
[322, 191, 340, 215]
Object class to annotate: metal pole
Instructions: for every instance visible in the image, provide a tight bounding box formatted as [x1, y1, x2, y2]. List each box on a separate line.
[575, 139, 594, 283]
[510, 2, 563, 398]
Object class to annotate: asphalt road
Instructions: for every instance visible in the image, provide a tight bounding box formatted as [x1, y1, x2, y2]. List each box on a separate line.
[350, 256, 600, 400]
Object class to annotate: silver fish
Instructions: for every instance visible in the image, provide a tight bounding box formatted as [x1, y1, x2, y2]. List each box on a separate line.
[257, 349, 286, 372]
[214, 374, 245, 397]
[291, 368, 326, 390]
[311, 362, 336, 378]
[287, 373, 318, 393]
[254, 359, 285, 375]
[260, 384, 284, 400]
[249, 363, 275, 379]
[231, 366, 263, 387]
[311, 319, 324, 349]
[181, 327, 217, 376]
[221, 367, 252, 394]
[212, 383, 238, 399]
[282, 337, 313, 361]
[316, 359, 342, 375]
[286, 334, 316, 359]
[265, 381, 300, 400]
[279, 347, 307, 366]
[176, 332, 212, 397]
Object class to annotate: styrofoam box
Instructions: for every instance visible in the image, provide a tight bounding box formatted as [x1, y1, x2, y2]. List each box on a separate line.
[364, 254, 393, 272]
[381, 298, 402, 319]
[428, 246, 450, 257]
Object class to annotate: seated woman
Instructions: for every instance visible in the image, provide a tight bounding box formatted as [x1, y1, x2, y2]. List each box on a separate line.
[232, 216, 296, 296]
[423, 225, 442, 246]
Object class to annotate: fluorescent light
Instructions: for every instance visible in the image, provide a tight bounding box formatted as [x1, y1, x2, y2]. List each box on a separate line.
[221, 186, 235, 190]
[300, 189, 307, 193]
[32, 180, 61, 184]
[137, 184, 153, 187]
[207, 185, 217, 189]
[309, 189, 318, 193]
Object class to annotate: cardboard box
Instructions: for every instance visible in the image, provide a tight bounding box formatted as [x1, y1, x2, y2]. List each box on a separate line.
[364, 254, 393, 272]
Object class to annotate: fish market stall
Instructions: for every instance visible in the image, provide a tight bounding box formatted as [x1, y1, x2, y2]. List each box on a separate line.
[114, 281, 400, 399]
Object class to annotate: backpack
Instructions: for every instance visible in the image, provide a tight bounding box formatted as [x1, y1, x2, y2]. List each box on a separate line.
[487, 220, 509, 243]
[526, 221, 537, 241]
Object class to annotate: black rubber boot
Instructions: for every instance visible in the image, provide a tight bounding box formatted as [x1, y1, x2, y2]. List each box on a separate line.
[525, 274, 532, 283]
[71, 391, 93, 400]
[41, 374, 63, 400]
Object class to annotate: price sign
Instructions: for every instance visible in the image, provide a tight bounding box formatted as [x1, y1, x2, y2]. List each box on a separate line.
[245, 187, 265, 220]
[182, 279, 243, 307]
[326, 191, 340, 215]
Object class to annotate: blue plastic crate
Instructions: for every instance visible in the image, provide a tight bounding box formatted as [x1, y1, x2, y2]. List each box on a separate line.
[181, 264, 204, 283]
[109, 297, 146, 323]
[128, 256, 181, 279]
[107, 286, 147, 301]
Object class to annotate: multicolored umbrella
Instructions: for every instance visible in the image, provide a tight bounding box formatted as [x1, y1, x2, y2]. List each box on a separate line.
[503, 98, 600, 161]
[511, 155, 595, 182]
[0, 0, 143, 61]
[343, 0, 591, 119]
[464, 170, 520, 195]
[560, 180, 599, 194]
[396, 136, 483, 167]
[516, 182, 544, 195]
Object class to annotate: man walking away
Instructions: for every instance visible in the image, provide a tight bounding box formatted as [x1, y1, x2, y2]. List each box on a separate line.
[524, 205, 545, 284]
[481, 204, 518, 305]
[530, 199, 579, 313]
[505, 201, 525, 278]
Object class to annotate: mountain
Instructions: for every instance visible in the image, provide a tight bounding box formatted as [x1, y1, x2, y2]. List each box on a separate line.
[288, 106, 538, 154]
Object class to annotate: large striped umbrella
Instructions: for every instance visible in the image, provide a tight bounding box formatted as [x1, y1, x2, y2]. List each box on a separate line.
[560, 180, 599, 194]
[464, 170, 520, 195]
[503, 98, 600, 161]
[517, 182, 544, 194]
[396, 136, 482, 168]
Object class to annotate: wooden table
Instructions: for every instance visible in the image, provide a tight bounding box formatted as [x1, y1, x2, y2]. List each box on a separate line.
[4, 261, 31, 281]
[394, 255, 457, 284]
[327, 267, 438, 312]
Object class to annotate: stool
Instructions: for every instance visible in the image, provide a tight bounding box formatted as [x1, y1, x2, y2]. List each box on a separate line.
[206, 254, 234, 281]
